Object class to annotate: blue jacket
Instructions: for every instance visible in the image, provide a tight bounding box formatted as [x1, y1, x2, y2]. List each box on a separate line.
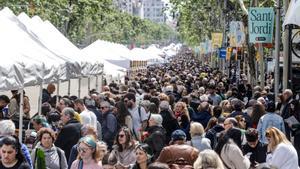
[257, 112, 285, 144]
[21, 143, 33, 169]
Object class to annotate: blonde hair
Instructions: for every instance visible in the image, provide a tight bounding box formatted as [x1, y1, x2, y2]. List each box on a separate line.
[190, 122, 205, 137]
[266, 127, 291, 152]
[174, 101, 190, 121]
[158, 93, 170, 102]
[77, 135, 104, 162]
[194, 149, 224, 169]
[74, 112, 82, 123]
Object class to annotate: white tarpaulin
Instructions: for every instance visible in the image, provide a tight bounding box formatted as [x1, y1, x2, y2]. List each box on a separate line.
[283, 0, 300, 27]
[18, 13, 82, 80]
[0, 8, 59, 90]
[42, 20, 102, 76]
[82, 40, 130, 69]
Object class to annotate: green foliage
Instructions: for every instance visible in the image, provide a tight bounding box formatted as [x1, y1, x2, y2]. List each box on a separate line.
[0, 0, 177, 47]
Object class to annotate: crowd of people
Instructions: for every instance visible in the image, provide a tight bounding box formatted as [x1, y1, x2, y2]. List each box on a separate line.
[0, 50, 300, 169]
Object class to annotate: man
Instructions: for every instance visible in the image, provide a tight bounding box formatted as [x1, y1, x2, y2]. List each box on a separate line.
[100, 101, 117, 150]
[157, 130, 199, 166]
[242, 128, 267, 168]
[124, 92, 149, 140]
[74, 98, 97, 130]
[55, 107, 82, 161]
[281, 89, 296, 140]
[144, 114, 166, 160]
[0, 95, 10, 119]
[0, 120, 32, 168]
[228, 98, 252, 128]
[223, 117, 242, 147]
[42, 83, 56, 103]
[208, 84, 222, 106]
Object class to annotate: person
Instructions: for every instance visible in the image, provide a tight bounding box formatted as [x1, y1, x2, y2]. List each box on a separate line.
[157, 130, 199, 166]
[131, 144, 153, 169]
[114, 101, 133, 132]
[193, 149, 224, 169]
[0, 120, 33, 168]
[70, 135, 103, 169]
[280, 89, 296, 140]
[242, 128, 267, 168]
[148, 162, 169, 169]
[265, 127, 299, 169]
[235, 115, 246, 130]
[223, 117, 242, 147]
[42, 83, 56, 104]
[74, 99, 98, 130]
[215, 130, 250, 169]
[257, 101, 285, 144]
[68, 125, 106, 169]
[31, 127, 68, 169]
[0, 95, 10, 119]
[173, 102, 191, 139]
[108, 127, 137, 167]
[143, 114, 166, 160]
[124, 92, 149, 141]
[29, 115, 50, 148]
[0, 135, 31, 169]
[8, 90, 30, 120]
[159, 101, 179, 144]
[55, 108, 82, 161]
[250, 103, 265, 129]
[100, 101, 118, 150]
[205, 117, 225, 148]
[187, 122, 211, 151]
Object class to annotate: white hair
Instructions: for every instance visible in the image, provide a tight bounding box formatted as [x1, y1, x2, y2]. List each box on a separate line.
[0, 120, 16, 136]
[194, 149, 224, 169]
[159, 101, 170, 110]
[150, 114, 163, 126]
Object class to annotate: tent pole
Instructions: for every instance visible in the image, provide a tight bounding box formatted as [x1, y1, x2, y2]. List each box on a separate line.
[56, 81, 60, 106]
[38, 84, 43, 115]
[95, 75, 99, 93]
[78, 78, 81, 98]
[88, 77, 91, 93]
[18, 89, 24, 142]
[99, 75, 103, 93]
[68, 79, 71, 96]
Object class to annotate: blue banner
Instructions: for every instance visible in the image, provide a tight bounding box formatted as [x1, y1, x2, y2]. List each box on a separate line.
[219, 48, 226, 59]
[248, 8, 274, 43]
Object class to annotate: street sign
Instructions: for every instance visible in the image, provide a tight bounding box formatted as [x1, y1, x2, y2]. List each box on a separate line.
[248, 8, 275, 43]
[219, 48, 226, 59]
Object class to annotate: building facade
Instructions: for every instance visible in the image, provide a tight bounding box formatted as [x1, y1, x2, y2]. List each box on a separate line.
[114, 0, 165, 24]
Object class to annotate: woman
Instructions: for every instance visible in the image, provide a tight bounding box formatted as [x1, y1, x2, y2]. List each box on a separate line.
[108, 127, 137, 167]
[0, 135, 31, 169]
[235, 115, 246, 130]
[174, 102, 190, 139]
[131, 144, 153, 169]
[70, 135, 103, 169]
[193, 149, 224, 169]
[68, 125, 108, 168]
[114, 101, 133, 132]
[265, 127, 299, 169]
[215, 130, 250, 169]
[187, 122, 211, 151]
[250, 103, 265, 129]
[31, 127, 68, 169]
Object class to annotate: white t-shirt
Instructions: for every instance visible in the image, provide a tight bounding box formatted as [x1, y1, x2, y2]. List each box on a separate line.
[267, 142, 300, 169]
[128, 105, 148, 138]
[80, 109, 98, 130]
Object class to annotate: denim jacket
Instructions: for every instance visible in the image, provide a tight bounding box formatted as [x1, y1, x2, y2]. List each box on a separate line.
[257, 112, 285, 144]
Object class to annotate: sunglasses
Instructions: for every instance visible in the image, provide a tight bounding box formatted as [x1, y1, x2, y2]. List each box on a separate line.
[100, 107, 107, 109]
[118, 134, 125, 138]
[77, 146, 89, 153]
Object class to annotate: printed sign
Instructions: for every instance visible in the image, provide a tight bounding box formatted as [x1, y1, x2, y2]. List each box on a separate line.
[248, 8, 275, 43]
[212, 33, 223, 48]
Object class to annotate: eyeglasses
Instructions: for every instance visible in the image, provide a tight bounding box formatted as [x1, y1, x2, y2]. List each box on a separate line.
[124, 99, 129, 103]
[224, 123, 230, 126]
[100, 107, 107, 109]
[77, 146, 89, 153]
[240, 119, 246, 122]
[265, 132, 271, 138]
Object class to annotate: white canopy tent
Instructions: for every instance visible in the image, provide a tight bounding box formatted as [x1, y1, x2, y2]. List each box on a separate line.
[283, 0, 300, 27]
[17, 13, 82, 80]
[82, 40, 131, 69]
